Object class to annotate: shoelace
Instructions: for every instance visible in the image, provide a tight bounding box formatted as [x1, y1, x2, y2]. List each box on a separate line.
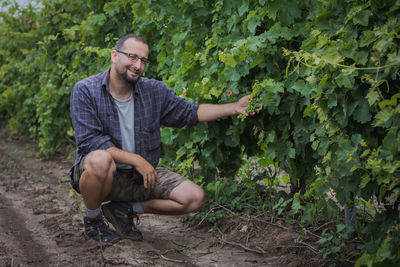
[95, 217, 111, 233]
[127, 212, 140, 230]
[111, 205, 140, 232]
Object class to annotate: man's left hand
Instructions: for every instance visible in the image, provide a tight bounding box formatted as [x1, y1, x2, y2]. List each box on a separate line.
[235, 95, 255, 116]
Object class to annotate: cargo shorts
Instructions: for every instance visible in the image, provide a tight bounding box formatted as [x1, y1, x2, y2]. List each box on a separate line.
[71, 156, 187, 202]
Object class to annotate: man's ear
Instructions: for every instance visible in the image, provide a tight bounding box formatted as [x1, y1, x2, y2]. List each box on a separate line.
[111, 50, 118, 64]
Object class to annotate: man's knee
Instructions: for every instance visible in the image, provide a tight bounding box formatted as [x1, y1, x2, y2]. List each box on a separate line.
[193, 187, 206, 208]
[181, 182, 206, 212]
[84, 150, 115, 180]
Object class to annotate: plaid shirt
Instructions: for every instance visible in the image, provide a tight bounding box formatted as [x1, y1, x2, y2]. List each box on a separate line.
[70, 68, 199, 182]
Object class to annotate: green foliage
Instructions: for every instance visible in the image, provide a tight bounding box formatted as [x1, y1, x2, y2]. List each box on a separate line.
[185, 165, 289, 226]
[1, 0, 399, 265]
[318, 224, 357, 261]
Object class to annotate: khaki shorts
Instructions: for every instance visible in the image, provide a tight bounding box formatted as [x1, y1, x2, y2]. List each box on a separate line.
[71, 156, 187, 202]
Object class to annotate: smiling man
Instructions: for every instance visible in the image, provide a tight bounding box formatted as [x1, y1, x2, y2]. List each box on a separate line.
[70, 34, 251, 243]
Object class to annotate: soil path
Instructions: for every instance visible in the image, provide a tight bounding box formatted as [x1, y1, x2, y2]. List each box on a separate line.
[0, 128, 322, 266]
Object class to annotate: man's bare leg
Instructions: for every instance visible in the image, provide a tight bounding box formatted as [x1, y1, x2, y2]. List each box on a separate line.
[79, 150, 115, 210]
[140, 180, 205, 215]
[78, 150, 121, 243]
[78, 151, 205, 215]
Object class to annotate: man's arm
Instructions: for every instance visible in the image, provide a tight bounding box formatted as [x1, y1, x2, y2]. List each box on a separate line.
[106, 147, 159, 189]
[197, 95, 251, 122]
[70, 82, 115, 154]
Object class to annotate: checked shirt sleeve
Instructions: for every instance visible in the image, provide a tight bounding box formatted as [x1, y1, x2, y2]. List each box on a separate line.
[70, 82, 115, 156]
[158, 83, 199, 128]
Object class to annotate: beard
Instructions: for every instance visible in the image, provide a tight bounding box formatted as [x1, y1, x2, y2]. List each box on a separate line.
[116, 66, 141, 86]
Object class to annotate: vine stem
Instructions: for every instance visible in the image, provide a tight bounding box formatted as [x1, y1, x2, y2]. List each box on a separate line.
[298, 58, 399, 71]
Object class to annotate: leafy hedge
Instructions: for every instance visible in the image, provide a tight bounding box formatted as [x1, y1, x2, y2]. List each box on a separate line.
[0, 0, 399, 265]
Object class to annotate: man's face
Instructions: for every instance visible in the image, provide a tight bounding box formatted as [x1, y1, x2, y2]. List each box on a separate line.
[112, 38, 149, 85]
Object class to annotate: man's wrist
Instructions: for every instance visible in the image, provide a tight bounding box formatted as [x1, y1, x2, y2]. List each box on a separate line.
[233, 101, 242, 116]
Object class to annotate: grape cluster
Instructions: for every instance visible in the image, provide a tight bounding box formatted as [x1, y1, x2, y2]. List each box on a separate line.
[238, 96, 258, 120]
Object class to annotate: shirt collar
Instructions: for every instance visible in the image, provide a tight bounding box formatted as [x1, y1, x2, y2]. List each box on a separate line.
[101, 67, 111, 93]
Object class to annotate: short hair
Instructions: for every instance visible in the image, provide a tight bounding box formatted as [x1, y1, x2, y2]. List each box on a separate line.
[115, 35, 147, 50]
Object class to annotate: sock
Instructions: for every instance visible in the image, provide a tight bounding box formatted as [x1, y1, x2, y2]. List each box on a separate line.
[131, 202, 144, 214]
[85, 206, 101, 219]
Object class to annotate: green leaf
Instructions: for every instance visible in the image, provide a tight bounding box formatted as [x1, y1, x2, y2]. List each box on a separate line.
[374, 108, 393, 126]
[172, 31, 188, 46]
[219, 52, 237, 67]
[246, 11, 260, 34]
[374, 38, 393, 53]
[292, 80, 311, 96]
[303, 105, 316, 117]
[353, 10, 373, 26]
[328, 94, 337, 108]
[261, 79, 284, 94]
[336, 223, 346, 233]
[291, 193, 301, 214]
[366, 90, 380, 106]
[238, 2, 248, 16]
[360, 30, 376, 47]
[288, 148, 296, 158]
[92, 14, 106, 26]
[104, 2, 120, 16]
[276, 0, 301, 26]
[341, 39, 358, 59]
[355, 253, 373, 267]
[360, 175, 370, 189]
[376, 238, 393, 262]
[335, 73, 354, 88]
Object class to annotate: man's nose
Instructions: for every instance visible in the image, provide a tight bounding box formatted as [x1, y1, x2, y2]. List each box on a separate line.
[132, 59, 142, 69]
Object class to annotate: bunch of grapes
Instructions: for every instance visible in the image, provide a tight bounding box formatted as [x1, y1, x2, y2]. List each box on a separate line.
[238, 96, 259, 121]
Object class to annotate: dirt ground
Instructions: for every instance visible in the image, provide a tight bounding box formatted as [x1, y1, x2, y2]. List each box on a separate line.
[0, 128, 326, 267]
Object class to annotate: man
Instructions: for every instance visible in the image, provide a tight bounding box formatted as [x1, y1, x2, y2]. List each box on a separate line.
[70, 34, 251, 243]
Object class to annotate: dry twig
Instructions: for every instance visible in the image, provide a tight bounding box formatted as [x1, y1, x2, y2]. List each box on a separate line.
[297, 240, 320, 254]
[171, 240, 188, 248]
[147, 250, 186, 264]
[226, 240, 265, 254]
[196, 206, 218, 227]
[213, 202, 237, 215]
[314, 220, 335, 231]
[159, 254, 185, 264]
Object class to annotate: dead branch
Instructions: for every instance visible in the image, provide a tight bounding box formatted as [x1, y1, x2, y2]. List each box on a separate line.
[147, 250, 186, 264]
[159, 254, 185, 264]
[314, 220, 335, 231]
[225, 240, 266, 254]
[171, 240, 188, 248]
[297, 240, 320, 254]
[213, 202, 237, 215]
[225, 240, 314, 255]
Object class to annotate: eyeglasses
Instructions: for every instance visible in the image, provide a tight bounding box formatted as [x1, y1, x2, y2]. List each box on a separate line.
[116, 50, 149, 65]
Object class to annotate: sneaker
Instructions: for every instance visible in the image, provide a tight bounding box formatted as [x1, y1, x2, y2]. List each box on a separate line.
[83, 214, 120, 243]
[101, 201, 143, 241]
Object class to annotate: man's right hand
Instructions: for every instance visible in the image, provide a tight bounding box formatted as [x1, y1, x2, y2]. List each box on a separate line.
[135, 156, 159, 189]
[106, 147, 159, 189]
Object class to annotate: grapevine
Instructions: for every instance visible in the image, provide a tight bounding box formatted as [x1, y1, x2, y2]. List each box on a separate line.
[1, 0, 399, 265]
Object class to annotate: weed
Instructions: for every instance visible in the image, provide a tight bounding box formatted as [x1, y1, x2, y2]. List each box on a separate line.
[7, 150, 18, 159]
[219, 235, 226, 247]
[182, 248, 192, 257]
[69, 189, 83, 211]
[318, 224, 355, 262]
[59, 175, 70, 184]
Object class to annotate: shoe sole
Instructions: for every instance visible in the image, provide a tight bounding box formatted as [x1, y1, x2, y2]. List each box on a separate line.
[102, 205, 143, 242]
